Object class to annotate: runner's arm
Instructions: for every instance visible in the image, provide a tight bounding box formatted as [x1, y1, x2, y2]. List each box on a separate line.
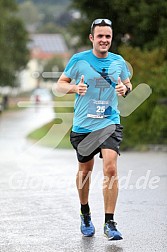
[56, 73, 77, 94]
[56, 73, 87, 96]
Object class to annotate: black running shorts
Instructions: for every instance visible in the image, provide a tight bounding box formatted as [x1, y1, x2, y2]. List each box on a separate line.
[70, 124, 123, 163]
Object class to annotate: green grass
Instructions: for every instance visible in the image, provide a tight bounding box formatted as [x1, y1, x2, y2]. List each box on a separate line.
[27, 118, 73, 149]
[27, 94, 75, 148]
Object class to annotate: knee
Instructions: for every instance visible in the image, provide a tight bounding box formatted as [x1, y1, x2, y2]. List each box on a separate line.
[104, 163, 117, 178]
[77, 166, 92, 179]
[78, 161, 93, 178]
[80, 169, 92, 178]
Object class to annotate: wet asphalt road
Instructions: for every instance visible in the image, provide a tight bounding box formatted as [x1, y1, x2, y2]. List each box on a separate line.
[0, 108, 167, 252]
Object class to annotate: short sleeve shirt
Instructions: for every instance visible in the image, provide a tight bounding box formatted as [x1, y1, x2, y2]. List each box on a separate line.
[64, 50, 130, 133]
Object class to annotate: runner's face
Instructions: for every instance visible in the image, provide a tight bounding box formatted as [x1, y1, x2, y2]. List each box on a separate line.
[89, 26, 112, 57]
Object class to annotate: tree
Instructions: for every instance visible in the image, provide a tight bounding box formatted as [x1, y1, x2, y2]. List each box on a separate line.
[16, 0, 71, 30]
[119, 46, 167, 148]
[18, 1, 40, 26]
[70, 0, 167, 52]
[0, 0, 29, 87]
[16, 0, 69, 4]
[37, 22, 64, 34]
[42, 57, 65, 82]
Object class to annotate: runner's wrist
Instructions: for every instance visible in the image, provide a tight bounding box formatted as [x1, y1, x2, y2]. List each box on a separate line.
[123, 84, 131, 97]
[72, 85, 79, 94]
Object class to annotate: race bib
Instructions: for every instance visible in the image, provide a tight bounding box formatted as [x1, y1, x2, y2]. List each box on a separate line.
[87, 100, 112, 118]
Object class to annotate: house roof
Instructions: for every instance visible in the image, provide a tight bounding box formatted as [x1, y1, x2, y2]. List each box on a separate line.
[28, 34, 69, 58]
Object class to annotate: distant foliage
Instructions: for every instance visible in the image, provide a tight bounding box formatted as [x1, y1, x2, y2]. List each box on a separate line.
[42, 57, 65, 82]
[70, 0, 167, 52]
[119, 46, 167, 148]
[16, 0, 70, 4]
[17, 0, 72, 30]
[0, 0, 29, 87]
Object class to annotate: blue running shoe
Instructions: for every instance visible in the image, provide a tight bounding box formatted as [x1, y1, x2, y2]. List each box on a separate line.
[80, 213, 95, 237]
[104, 220, 123, 240]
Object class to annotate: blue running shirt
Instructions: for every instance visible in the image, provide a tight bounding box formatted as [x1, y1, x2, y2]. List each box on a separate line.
[64, 49, 130, 133]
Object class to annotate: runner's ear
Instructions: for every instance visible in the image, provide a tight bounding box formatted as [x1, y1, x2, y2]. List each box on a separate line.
[89, 34, 93, 42]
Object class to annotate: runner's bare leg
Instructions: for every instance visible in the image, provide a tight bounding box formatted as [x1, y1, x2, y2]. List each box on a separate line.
[76, 159, 94, 205]
[102, 149, 118, 213]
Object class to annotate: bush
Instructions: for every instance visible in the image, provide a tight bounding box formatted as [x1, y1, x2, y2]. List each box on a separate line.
[119, 45, 167, 148]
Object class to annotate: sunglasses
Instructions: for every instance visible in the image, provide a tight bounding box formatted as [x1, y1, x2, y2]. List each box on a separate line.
[91, 19, 112, 29]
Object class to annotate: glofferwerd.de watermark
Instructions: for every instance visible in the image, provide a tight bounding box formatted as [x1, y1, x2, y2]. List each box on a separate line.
[9, 169, 160, 191]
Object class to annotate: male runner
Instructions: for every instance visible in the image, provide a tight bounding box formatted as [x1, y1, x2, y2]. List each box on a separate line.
[56, 18, 132, 240]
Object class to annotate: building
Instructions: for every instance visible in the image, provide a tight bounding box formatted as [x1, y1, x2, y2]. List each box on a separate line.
[19, 33, 70, 91]
[29, 34, 69, 60]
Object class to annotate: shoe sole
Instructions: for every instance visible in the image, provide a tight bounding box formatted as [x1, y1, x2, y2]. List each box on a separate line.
[81, 229, 95, 237]
[104, 233, 123, 241]
[82, 232, 95, 237]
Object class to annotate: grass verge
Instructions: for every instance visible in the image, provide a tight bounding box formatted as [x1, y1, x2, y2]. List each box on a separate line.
[27, 94, 75, 149]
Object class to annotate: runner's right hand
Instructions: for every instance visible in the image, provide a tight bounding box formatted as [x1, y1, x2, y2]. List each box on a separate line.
[77, 75, 87, 96]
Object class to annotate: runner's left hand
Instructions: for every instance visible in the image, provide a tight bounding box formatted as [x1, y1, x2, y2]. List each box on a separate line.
[115, 77, 127, 96]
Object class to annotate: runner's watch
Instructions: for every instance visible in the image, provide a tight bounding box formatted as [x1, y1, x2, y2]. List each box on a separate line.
[124, 84, 131, 97]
